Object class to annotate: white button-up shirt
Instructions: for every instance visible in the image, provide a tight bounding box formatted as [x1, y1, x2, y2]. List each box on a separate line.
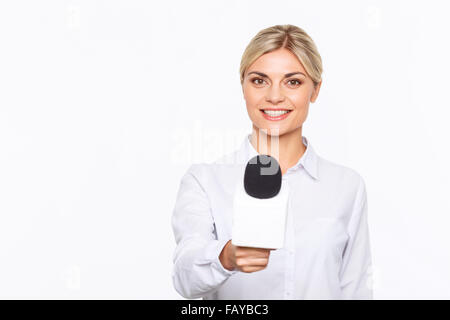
[171, 134, 373, 300]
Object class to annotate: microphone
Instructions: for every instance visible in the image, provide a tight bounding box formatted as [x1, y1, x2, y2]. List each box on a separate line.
[231, 154, 289, 249]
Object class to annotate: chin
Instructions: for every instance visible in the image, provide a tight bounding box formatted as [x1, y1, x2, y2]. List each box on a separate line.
[253, 125, 288, 137]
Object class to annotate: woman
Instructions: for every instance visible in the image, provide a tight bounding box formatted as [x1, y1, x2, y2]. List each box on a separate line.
[171, 24, 373, 300]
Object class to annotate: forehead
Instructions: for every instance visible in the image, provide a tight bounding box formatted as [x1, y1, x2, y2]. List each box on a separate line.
[248, 48, 306, 75]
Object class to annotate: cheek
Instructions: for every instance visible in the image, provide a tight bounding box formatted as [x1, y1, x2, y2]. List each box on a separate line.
[287, 90, 310, 106]
[243, 87, 263, 106]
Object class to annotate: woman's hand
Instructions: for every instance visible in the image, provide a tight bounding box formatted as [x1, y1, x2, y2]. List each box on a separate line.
[219, 239, 272, 273]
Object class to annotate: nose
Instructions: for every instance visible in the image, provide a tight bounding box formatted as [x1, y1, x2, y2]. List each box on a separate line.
[265, 85, 285, 104]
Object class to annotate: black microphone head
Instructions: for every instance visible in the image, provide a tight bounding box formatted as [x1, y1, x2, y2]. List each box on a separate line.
[243, 154, 282, 199]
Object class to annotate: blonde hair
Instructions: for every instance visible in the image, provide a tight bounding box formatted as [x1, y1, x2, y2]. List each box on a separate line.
[239, 24, 323, 87]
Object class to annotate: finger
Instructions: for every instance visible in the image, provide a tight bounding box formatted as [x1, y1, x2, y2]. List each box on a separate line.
[237, 246, 268, 252]
[235, 257, 269, 268]
[237, 246, 272, 257]
[240, 265, 266, 273]
[247, 258, 270, 267]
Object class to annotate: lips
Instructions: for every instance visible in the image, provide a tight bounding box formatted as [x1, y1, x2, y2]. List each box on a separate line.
[260, 109, 292, 121]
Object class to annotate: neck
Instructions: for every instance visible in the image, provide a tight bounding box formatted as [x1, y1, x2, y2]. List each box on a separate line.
[250, 125, 306, 175]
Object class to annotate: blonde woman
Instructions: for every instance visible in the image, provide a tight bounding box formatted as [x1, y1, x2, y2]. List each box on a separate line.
[171, 24, 373, 300]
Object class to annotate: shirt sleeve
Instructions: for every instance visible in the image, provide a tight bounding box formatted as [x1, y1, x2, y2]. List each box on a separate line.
[339, 176, 374, 299]
[171, 164, 237, 299]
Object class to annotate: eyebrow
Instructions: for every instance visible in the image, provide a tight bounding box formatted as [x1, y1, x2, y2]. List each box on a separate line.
[247, 71, 306, 78]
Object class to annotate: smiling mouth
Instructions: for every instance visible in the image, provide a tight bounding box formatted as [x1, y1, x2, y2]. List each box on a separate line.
[259, 108, 292, 121]
[260, 109, 292, 115]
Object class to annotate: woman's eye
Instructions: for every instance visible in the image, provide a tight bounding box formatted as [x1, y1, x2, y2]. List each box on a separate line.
[288, 79, 301, 86]
[251, 78, 265, 85]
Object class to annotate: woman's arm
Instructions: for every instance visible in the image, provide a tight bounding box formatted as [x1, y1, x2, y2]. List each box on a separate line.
[171, 165, 236, 299]
[339, 176, 374, 299]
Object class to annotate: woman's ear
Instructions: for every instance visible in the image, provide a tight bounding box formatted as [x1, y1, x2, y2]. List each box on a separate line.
[310, 80, 322, 103]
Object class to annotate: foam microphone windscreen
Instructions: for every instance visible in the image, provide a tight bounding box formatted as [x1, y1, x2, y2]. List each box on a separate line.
[244, 154, 282, 199]
[232, 154, 288, 249]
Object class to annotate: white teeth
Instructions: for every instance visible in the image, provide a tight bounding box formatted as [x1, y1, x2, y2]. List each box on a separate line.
[263, 110, 290, 116]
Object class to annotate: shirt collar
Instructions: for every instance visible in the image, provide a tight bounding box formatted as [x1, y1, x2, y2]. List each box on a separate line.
[240, 133, 319, 180]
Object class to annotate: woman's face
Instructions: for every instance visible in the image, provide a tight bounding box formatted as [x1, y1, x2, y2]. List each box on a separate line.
[242, 48, 321, 137]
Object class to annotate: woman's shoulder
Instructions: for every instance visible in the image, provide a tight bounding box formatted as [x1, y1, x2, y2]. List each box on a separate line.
[182, 155, 243, 190]
[316, 155, 366, 191]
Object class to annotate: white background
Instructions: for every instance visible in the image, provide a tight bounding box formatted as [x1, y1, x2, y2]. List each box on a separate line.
[1, 0, 449, 299]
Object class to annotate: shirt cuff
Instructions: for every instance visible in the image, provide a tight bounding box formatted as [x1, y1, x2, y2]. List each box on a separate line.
[210, 238, 238, 277]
